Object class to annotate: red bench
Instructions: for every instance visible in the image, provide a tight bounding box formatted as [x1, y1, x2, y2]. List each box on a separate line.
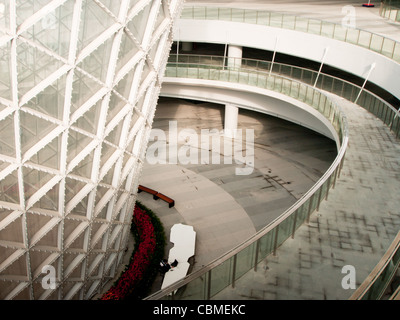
[155, 192, 175, 208]
[138, 185, 175, 208]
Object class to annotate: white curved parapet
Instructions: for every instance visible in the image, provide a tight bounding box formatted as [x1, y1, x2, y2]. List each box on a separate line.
[161, 223, 196, 290]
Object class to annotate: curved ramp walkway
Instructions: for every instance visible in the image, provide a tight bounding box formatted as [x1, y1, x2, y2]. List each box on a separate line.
[138, 163, 257, 270]
[213, 93, 400, 300]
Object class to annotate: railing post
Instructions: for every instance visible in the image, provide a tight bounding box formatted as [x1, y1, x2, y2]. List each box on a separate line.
[273, 225, 279, 256]
[325, 175, 332, 201]
[206, 270, 212, 300]
[291, 209, 298, 238]
[254, 240, 260, 271]
[231, 255, 237, 288]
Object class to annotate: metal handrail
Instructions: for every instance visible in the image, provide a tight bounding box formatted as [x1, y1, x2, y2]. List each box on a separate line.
[179, 6, 400, 64]
[168, 53, 399, 122]
[380, 1, 400, 23]
[350, 231, 400, 300]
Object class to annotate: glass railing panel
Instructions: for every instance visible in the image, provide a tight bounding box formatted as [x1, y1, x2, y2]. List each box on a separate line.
[356, 90, 368, 110]
[318, 95, 328, 116]
[319, 74, 333, 92]
[333, 25, 347, 42]
[331, 78, 345, 97]
[205, 7, 218, 20]
[293, 200, 308, 230]
[187, 68, 199, 79]
[358, 30, 372, 49]
[290, 68, 303, 82]
[209, 258, 234, 297]
[341, 82, 354, 101]
[300, 69, 314, 86]
[228, 70, 239, 83]
[282, 78, 291, 96]
[346, 28, 360, 45]
[378, 101, 386, 119]
[390, 9, 398, 20]
[209, 69, 220, 81]
[218, 8, 232, 21]
[270, 12, 283, 28]
[257, 228, 276, 262]
[370, 34, 384, 53]
[382, 38, 395, 58]
[235, 242, 257, 279]
[273, 76, 283, 92]
[248, 72, 259, 86]
[318, 94, 327, 114]
[232, 8, 245, 22]
[217, 69, 228, 82]
[305, 86, 314, 105]
[295, 17, 308, 33]
[244, 9, 258, 24]
[308, 189, 321, 217]
[264, 75, 273, 90]
[180, 7, 193, 19]
[298, 83, 307, 102]
[176, 272, 210, 299]
[165, 67, 177, 77]
[308, 19, 322, 35]
[183, 6, 400, 64]
[312, 90, 321, 109]
[254, 60, 268, 72]
[279, 64, 293, 78]
[282, 15, 296, 30]
[393, 246, 400, 265]
[392, 115, 400, 137]
[319, 177, 330, 203]
[276, 214, 295, 248]
[255, 11, 270, 25]
[256, 73, 267, 89]
[393, 43, 400, 63]
[383, 105, 393, 125]
[188, 55, 200, 65]
[289, 81, 300, 99]
[321, 21, 335, 38]
[193, 7, 206, 20]
[238, 71, 250, 85]
[198, 68, 210, 80]
[176, 67, 189, 78]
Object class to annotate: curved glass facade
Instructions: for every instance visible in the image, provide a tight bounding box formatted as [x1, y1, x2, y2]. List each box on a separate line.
[0, 0, 182, 300]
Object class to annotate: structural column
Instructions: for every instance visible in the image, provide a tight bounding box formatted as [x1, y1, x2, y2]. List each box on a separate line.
[224, 104, 239, 138]
[227, 45, 242, 69]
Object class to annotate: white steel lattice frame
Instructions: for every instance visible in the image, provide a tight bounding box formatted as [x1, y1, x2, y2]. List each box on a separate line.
[0, 0, 183, 300]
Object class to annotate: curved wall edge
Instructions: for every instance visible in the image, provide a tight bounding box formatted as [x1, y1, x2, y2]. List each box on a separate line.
[160, 78, 340, 148]
[174, 19, 400, 101]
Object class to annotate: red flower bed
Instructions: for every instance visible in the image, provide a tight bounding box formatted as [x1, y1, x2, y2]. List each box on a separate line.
[101, 206, 156, 300]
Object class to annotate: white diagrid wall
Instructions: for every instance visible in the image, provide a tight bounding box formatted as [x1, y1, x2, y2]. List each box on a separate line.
[0, 0, 183, 300]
